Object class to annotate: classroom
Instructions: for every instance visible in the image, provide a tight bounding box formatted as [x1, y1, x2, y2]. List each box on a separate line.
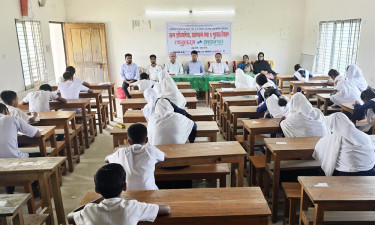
[1, 0, 375, 224]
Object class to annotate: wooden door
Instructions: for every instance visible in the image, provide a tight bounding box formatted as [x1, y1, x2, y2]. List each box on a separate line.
[64, 23, 110, 83]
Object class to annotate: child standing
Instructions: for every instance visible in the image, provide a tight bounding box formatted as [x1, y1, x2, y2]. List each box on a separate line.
[105, 123, 166, 191]
[21, 84, 66, 112]
[67, 163, 170, 225]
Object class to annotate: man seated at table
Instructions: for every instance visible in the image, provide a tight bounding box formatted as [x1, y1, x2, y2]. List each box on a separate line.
[185, 50, 204, 74]
[1, 90, 38, 123]
[164, 52, 183, 75]
[121, 53, 140, 98]
[57, 66, 90, 87]
[146, 54, 162, 82]
[208, 53, 229, 74]
[0, 103, 41, 193]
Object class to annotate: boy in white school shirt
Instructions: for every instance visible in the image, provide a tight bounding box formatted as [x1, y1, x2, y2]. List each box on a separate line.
[1, 90, 38, 123]
[146, 55, 163, 82]
[57, 66, 90, 87]
[208, 52, 229, 74]
[21, 84, 67, 112]
[68, 163, 170, 225]
[105, 123, 166, 191]
[130, 73, 156, 91]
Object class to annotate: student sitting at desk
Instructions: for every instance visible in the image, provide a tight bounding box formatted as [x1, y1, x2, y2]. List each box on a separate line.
[330, 80, 362, 106]
[280, 93, 329, 137]
[352, 88, 375, 133]
[257, 88, 290, 118]
[130, 73, 156, 91]
[67, 163, 170, 225]
[57, 66, 90, 87]
[208, 53, 229, 74]
[1, 90, 38, 123]
[148, 98, 196, 145]
[235, 68, 256, 89]
[0, 103, 41, 194]
[293, 64, 313, 92]
[105, 123, 166, 191]
[21, 84, 67, 112]
[255, 74, 278, 107]
[346, 64, 368, 92]
[313, 112, 375, 176]
[327, 69, 345, 87]
[159, 71, 186, 108]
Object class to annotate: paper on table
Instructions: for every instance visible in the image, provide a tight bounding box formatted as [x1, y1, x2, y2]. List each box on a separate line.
[38, 128, 44, 132]
[251, 121, 260, 124]
[20, 162, 34, 166]
[99, 82, 111, 86]
[221, 88, 234, 92]
[0, 201, 7, 207]
[314, 183, 328, 187]
[193, 73, 204, 76]
[276, 142, 287, 144]
[212, 73, 223, 76]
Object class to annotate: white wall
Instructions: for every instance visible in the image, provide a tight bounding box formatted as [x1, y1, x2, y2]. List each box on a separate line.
[302, 0, 375, 86]
[0, 0, 66, 98]
[64, 0, 306, 88]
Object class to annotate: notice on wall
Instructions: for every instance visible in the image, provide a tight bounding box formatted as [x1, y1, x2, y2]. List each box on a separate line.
[166, 22, 232, 56]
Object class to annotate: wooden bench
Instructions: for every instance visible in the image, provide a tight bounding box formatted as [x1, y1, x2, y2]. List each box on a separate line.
[301, 209, 375, 225]
[155, 164, 230, 188]
[248, 155, 266, 188]
[282, 182, 301, 225]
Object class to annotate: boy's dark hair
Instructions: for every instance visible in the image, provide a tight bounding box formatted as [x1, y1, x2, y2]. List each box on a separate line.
[125, 53, 132, 58]
[243, 55, 249, 59]
[150, 54, 156, 59]
[215, 52, 222, 57]
[361, 87, 375, 102]
[1, 90, 17, 105]
[294, 64, 301, 71]
[256, 74, 268, 86]
[328, 69, 340, 78]
[127, 123, 148, 144]
[39, 84, 52, 92]
[191, 50, 198, 55]
[140, 73, 149, 80]
[264, 88, 288, 107]
[63, 72, 73, 81]
[66, 66, 76, 75]
[94, 164, 126, 199]
[0, 103, 7, 113]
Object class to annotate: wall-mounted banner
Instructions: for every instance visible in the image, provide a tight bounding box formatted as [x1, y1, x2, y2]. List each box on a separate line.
[166, 21, 232, 56]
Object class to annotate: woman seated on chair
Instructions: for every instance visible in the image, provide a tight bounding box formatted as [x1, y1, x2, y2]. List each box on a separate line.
[237, 55, 253, 72]
[253, 52, 276, 81]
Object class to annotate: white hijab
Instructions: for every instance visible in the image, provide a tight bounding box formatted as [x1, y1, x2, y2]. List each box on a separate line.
[142, 88, 158, 122]
[265, 94, 290, 118]
[148, 98, 194, 145]
[346, 64, 368, 92]
[313, 113, 374, 176]
[235, 68, 256, 89]
[158, 70, 169, 82]
[333, 74, 345, 87]
[330, 80, 362, 106]
[160, 76, 186, 108]
[280, 93, 329, 137]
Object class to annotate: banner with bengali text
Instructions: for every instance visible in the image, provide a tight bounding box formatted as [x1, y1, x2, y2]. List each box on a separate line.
[166, 21, 232, 56]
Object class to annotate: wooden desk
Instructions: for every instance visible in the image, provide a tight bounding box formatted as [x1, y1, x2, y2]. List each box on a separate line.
[263, 137, 321, 223]
[78, 187, 270, 225]
[33, 111, 79, 172]
[299, 176, 375, 225]
[0, 157, 66, 225]
[87, 83, 117, 121]
[123, 108, 214, 123]
[176, 81, 191, 89]
[302, 86, 336, 99]
[228, 106, 263, 141]
[242, 118, 282, 156]
[80, 90, 106, 133]
[290, 80, 329, 93]
[340, 102, 354, 114]
[129, 89, 197, 98]
[18, 126, 57, 156]
[316, 93, 341, 115]
[217, 88, 257, 110]
[0, 193, 31, 225]
[111, 121, 219, 147]
[185, 97, 198, 109]
[208, 81, 235, 106]
[275, 75, 293, 90]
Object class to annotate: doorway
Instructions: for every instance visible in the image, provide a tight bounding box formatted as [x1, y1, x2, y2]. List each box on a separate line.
[49, 22, 66, 83]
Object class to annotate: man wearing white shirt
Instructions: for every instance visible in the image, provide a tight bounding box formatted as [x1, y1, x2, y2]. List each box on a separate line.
[164, 52, 183, 75]
[57, 66, 90, 87]
[208, 53, 229, 74]
[146, 55, 163, 82]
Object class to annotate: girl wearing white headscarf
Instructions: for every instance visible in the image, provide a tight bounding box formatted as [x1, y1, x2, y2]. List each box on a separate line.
[313, 112, 375, 176]
[160, 76, 186, 108]
[143, 88, 158, 122]
[346, 64, 368, 92]
[280, 93, 329, 137]
[258, 88, 290, 118]
[328, 69, 345, 87]
[234, 68, 256, 89]
[330, 80, 362, 106]
[148, 98, 196, 145]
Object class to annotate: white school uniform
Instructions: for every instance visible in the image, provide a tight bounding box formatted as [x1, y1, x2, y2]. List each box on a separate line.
[146, 64, 163, 81]
[0, 114, 38, 158]
[330, 80, 362, 106]
[73, 197, 159, 225]
[57, 76, 83, 85]
[208, 62, 229, 74]
[293, 68, 310, 82]
[346, 64, 368, 92]
[58, 80, 89, 113]
[164, 61, 183, 75]
[160, 76, 186, 108]
[234, 68, 256, 89]
[22, 90, 58, 112]
[130, 80, 156, 91]
[143, 88, 158, 123]
[7, 105, 31, 122]
[265, 94, 290, 118]
[105, 144, 165, 191]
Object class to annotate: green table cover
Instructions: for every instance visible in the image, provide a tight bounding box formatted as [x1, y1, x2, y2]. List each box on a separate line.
[171, 73, 255, 91]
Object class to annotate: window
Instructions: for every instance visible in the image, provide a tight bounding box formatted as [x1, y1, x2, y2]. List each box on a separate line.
[314, 19, 361, 75]
[16, 20, 47, 90]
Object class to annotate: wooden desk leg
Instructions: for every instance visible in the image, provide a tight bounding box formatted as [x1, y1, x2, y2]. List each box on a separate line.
[38, 173, 55, 225]
[263, 147, 272, 198]
[313, 204, 325, 225]
[50, 170, 66, 225]
[237, 157, 244, 187]
[323, 100, 328, 116]
[96, 96, 103, 133]
[108, 87, 114, 121]
[316, 97, 321, 111]
[290, 84, 293, 93]
[113, 136, 119, 148]
[299, 188, 310, 225]
[230, 162, 236, 187]
[219, 175, 226, 187]
[249, 131, 255, 156]
[205, 91, 209, 106]
[82, 107, 89, 148]
[64, 122, 74, 173]
[271, 154, 281, 223]
[232, 114, 237, 141]
[211, 132, 217, 142]
[38, 138, 47, 156]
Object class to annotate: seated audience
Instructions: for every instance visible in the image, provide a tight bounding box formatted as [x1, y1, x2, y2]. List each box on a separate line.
[327, 69, 344, 87]
[346, 64, 368, 92]
[208, 53, 229, 74]
[185, 50, 204, 74]
[57, 66, 90, 87]
[164, 52, 184, 75]
[253, 52, 276, 80]
[257, 88, 289, 118]
[237, 55, 252, 72]
[130, 73, 156, 91]
[352, 87, 375, 133]
[146, 54, 162, 82]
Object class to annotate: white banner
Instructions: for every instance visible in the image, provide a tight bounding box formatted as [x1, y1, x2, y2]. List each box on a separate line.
[166, 21, 232, 56]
